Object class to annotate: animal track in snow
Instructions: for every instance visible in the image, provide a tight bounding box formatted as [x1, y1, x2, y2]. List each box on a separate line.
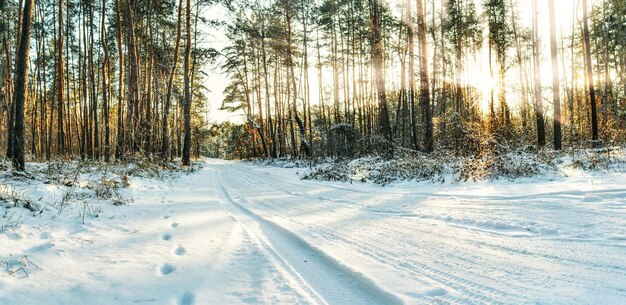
[161, 233, 172, 241]
[177, 292, 195, 305]
[173, 246, 186, 256]
[171, 222, 179, 228]
[159, 263, 175, 275]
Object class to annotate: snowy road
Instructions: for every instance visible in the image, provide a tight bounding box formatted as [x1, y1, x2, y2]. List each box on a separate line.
[2, 159, 626, 304]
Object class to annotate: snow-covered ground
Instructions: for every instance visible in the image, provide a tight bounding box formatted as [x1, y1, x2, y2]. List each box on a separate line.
[1, 159, 625, 304]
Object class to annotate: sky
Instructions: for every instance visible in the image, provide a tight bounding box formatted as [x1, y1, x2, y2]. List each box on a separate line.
[198, 0, 600, 123]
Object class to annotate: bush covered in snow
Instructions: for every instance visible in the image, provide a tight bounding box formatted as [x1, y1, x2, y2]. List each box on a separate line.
[301, 147, 626, 184]
[0, 159, 201, 216]
[251, 158, 314, 169]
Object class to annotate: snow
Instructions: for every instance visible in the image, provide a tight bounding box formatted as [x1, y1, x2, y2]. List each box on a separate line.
[1, 159, 625, 304]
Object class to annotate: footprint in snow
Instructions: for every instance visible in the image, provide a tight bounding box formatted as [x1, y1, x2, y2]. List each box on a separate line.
[163, 215, 171, 219]
[177, 292, 195, 305]
[173, 245, 186, 256]
[161, 233, 172, 241]
[171, 223, 179, 228]
[159, 263, 175, 275]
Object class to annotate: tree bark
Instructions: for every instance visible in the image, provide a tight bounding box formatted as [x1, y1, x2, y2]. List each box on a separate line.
[102, 0, 111, 161]
[115, 0, 125, 160]
[181, 0, 192, 166]
[11, 0, 34, 171]
[406, 0, 418, 150]
[416, 0, 432, 152]
[162, 0, 183, 159]
[57, 0, 65, 157]
[371, 0, 393, 157]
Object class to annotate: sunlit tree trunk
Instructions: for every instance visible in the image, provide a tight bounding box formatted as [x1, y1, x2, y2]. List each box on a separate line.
[416, 0, 433, 152]
[371, 0, 393, 156]
[406, 0, 418, 150]
[582, 0, 598, 146]
[548, 0, 561, 149]
[532, 0, 545, 147]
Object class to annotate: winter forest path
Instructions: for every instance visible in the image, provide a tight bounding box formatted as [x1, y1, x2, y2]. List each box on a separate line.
[1, 159, 625, 304]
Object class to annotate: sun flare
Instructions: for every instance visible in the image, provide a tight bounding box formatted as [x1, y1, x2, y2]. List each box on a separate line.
[462, 68, 496, 113]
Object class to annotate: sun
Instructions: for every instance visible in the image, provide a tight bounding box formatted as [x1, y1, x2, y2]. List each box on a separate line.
[462, 68, 496, 113]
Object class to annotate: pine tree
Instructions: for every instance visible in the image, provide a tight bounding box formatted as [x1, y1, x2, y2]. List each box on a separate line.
[11, 0, 34, 171]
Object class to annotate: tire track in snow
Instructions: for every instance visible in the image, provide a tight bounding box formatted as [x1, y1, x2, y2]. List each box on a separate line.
[210, 160, 626, 303]
[219, 165, 517, 304]
[248, 211, 516, 305]
[212, 169, 402, 305]
[231, 161, 626, 270]
[216, 162, 529, 304]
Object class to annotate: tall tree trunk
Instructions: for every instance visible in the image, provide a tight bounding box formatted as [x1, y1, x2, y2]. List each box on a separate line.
[162, 0, 183, 159]
[6, 0, 24, 160]
[127, 0, 140, 153]
[6, 40, 15, 159]
[371, 0, 393, 156]
[181, 0, 192, 166]
[454, 0, 463, 115]
[416, 0, 432, 152]
[406, 0, 418, 150]
[548, 0, 561, 149]
[284, 0, 309, 157]
[102, 0, 111, 161]
[11, 0, 34, 171]
[89, 2, 99, 159]
[510, 0, 528, 128]
[582, 0, 598, 145]
[57, 0, 65, 157]
[262, 24, 276, 158]
[115, 0, 125, 160]
[532, 0, 545, 147]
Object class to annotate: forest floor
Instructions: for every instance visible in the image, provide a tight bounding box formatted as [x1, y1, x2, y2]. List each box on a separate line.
[1, 157, 625, 304]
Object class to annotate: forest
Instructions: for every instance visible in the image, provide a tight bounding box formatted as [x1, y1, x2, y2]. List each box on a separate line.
[1, 0, 216, 171]
[0, 0, 625, 165]
[209, 0, 625, 161]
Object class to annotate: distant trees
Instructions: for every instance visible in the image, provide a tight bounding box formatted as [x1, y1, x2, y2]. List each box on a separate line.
[1, 0, 624, 165]
[484, 0, 512, 130]
[0, 0, 215, 170]
[443, 0, 481, 117]
[213, 0, 625, 160]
